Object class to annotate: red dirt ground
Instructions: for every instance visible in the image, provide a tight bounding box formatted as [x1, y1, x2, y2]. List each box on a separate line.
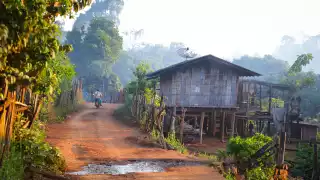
[46, 103, 224, 180]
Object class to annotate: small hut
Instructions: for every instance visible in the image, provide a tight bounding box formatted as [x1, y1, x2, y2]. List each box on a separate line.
[146, 54, 260, 142]
[290, 122, 319, 141]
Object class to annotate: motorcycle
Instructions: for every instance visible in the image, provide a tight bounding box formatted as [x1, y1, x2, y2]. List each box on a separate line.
[95, 98, 102, 108]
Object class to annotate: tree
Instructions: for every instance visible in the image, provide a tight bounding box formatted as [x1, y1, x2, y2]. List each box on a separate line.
[274, 34, 320, 73]
[282, 53, 316, 91]
[66, 17, 123, 95]
[113, 42, 186, 85]
[0, 0, 91, 172]
[0, 0, 91, 93]
[232, 55, 289, 83]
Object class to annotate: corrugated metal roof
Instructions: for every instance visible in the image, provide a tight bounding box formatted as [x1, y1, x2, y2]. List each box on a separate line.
[146, 54, 261, 79]
[240, 79, 293, 91]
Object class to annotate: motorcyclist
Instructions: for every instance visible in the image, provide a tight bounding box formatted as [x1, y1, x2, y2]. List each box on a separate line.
[93, 89, 103, 106]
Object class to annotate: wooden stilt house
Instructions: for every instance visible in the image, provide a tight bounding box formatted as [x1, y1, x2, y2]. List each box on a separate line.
[146, 54, 260, 143]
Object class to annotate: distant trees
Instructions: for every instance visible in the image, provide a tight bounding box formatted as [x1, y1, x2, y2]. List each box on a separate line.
[66, 17, 123, 94]
[113, 42, 187, 85]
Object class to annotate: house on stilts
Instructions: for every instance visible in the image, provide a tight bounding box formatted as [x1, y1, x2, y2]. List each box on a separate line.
[146, 54, 260, 143]
[145, 54, 318, 144]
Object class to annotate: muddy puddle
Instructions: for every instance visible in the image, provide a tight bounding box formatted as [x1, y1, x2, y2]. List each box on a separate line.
[68, 160, 204, 175]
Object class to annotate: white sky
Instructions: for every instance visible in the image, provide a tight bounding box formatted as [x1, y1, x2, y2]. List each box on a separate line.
[65, 0, 320, 60]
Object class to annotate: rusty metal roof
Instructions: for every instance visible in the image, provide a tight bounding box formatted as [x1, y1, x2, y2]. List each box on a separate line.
[146, 54, 261, 79]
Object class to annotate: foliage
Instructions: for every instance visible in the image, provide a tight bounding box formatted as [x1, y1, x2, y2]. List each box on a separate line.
[288, 54, 313, 74]
[233, 55, 289, 83]
[12, 116, 66, 174]
[0, 0, 91, 94]
[226, 134, 274, 180]
[281, 71, 316, 91]
[226, 134, 272, 161]
[125, 62, 157, 96]
[37, 51, 76, 98]
[260, 98, 284, 111]
[197, 152, 218, 161]
[66, 17, 123, 95]
[113, 42, 187, 85]
[274, 35, 320, 73]
[245, 166, 274, 180]
[144, 88, 161, 107]
[0, 144, 24, 179]
[164, 133, 188, 154]
[291, 143, 320, 180]
[151, 128, 160, 141]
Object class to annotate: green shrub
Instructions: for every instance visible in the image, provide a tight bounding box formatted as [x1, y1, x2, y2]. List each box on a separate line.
[226, 133, 274, 180]
[291, 143, 320, 179]
[12, 117, 66, 175]
[0, 144, 24, 180]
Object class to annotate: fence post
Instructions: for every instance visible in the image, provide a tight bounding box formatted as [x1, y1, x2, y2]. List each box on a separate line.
[277, 131, 286, 165]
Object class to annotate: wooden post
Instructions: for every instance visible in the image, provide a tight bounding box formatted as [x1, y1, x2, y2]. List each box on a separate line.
[212, 110, 217, 137]
[259, 84, 262, 110]
[160, 114, 167, 150]
[231, 112, 236, 137]
[204, 116, 208, 133]
[268, 84, 272, 113]
[195, 115, 200, 128]
[200, 112, 205, 144]
[180, 108, 187, 143]
[277, 131, 286, 165]
[221, 111, 226, 142]
[170, 106, 176, 134]
[208, 111, 213, 136]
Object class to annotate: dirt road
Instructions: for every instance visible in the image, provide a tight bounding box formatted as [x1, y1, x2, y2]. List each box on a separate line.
[46, 103, 223, 180]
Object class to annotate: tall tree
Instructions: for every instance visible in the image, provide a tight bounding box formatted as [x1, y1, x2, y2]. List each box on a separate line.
[66, 17, 123, 95]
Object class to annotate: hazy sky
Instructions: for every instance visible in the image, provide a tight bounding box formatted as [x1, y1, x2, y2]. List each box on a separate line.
[66, 0, 320, 59]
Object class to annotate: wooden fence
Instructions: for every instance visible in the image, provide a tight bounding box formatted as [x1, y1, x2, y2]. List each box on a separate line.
[0, 78, 83, 168]
[131, 91, 189, 150]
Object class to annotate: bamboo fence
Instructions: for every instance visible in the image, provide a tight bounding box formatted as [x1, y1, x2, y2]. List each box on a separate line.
[0, 78, 83, 167]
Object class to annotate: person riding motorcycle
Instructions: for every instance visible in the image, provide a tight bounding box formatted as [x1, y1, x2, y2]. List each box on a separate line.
[93, 89, 103, 106]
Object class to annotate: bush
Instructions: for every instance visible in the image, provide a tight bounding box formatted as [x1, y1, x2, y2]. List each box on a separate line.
[291, 143, 320, 179]
[226, 133, 274, 180]
[0, 145, 24, 179]
[12, 117, 66, 175]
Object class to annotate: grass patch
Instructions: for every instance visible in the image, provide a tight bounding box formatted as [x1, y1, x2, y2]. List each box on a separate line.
[197, 152, 218, 161]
